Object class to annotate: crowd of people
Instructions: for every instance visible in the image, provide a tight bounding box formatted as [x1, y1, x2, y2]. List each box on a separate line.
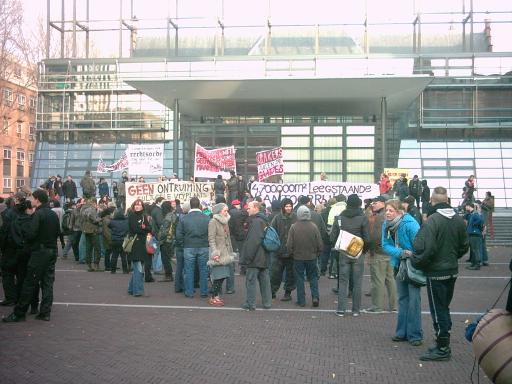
[0, 170, 502, 363]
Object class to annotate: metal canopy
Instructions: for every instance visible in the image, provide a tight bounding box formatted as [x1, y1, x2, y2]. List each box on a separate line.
[125, 76, 433, 117]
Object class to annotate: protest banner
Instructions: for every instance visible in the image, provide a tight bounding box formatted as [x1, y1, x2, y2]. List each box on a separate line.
[256, 147, 284, 181]
[126, 144, 164, 175]
[125, 181, 214, 209]
[250, 181, 379, 207]
[194, 144, 236, 179]
[96, 152, 128, 173]
[384, 168, 411, 187]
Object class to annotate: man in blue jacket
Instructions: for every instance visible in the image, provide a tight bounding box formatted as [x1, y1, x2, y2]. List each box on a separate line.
[175, 197, 210, 298]
[464, 202, 483, 270]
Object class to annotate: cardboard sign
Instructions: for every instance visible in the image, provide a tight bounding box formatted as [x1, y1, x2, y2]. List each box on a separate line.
[256, 147, 284, 181]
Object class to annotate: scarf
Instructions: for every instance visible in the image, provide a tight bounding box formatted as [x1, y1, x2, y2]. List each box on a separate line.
[385, 214, 404, 242]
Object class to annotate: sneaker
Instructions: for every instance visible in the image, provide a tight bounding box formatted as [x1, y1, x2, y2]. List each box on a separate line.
[362, 307, 385, 314]
[35, 313, 51, 321]
[328, 274, 337, 279]
[226, 290, 235, 294]
[241, 303, 255, 311]
[392, 336, 407, 342]
[410, 340, 423, 347]
[295, 302, 306, 307]
[312, 298, 319, 307]
[2, 313, 26, 323]
[352, 312, 360, 317]
[466, 265, 481, 270]
[482, 262, 489, 266]
[335, 311, 345, 317]
[419, 347, 451, 361]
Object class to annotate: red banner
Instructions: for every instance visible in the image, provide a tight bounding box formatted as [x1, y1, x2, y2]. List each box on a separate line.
[194, 144, 236, 179]
[256, 147, 284, 181]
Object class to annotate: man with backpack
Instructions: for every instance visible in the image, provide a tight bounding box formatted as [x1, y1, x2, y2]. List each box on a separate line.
[240, 201, 272, 311]
[270, 198, 297, 301]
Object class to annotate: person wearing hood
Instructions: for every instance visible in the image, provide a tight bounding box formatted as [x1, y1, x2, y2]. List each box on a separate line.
[330, 194, 369, 317]
[287, 206, 323, 307]
[108, 209, 129, 273]
[240, 201, 272, 311]
[207, 203, 234, 306]
[411, 186, 468, 361]
[270, 198, 297, 301]
[381, 199, 422, 347]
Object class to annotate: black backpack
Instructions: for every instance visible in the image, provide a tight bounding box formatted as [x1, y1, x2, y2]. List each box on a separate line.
[62, 210, 73, 235]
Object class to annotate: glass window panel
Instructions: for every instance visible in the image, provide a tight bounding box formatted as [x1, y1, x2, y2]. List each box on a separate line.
[314, 149, 342, 161]
[448, 148, 474, 158]
[423, 160, 446, 166]
[399, 149, 419, 158]
[502, 142, 512, 148]
[476, 179, 504, 188]
[314, 162, 342, 173]
[400, 140, 420, 149]
[347, 149, 374, 160]
[346, 162, 373, 172]
[420, 142, 447, 149]
[281, 136, 310, 147]
[314, 126, 343, 135]
[346, 174, 374, 183]
[346, 126, 374, 135]
[284, 162, 310, 173]
[450, 160, 474, 167]
[398, 159, 421, 168]
[503, 168, 512, 178]
[474, 142, 501, 148]
[474, 149, 502, 158]
[421, 148, 448, 158]
[313, 136, 343, 147]
[447, 142, 473, 148]
[346, 136, 374, 147]
[476, 159, 503, 168]
[66, 160, 91, 167]
[484, 189, 506, 198]
[68, 151, 92, 160]
[281, 126, 310, 135]
[282, 149, 309, 161]
[424, 169, 448, 177]
[283, 174, 310, 182]
[314, 173, 343, 182]
[503, 159, 512, 167]
[502, 149, 512, 157]
[450, 169, 473, 177]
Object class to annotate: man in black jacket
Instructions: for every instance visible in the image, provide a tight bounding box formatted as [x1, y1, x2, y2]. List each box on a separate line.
[240, 201, 272, 311]
[412, 186, 469, 361]
[3, 189, 60, 322]
[175, 197, 210, 298]
[270, 198, 297, 301]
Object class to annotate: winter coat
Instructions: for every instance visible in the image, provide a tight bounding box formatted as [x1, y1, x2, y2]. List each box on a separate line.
[25, 204, 60, 251]
[228, 207, 247, 241]
[287, 218, 323, 261]
[270, 212, 297, 258]
[226, 176, 238, 193]
[62, 180, 78, 199]
[71, 206, 83, 231]
[379, 178, 392, 195]
[411, 203, 468, 278]
[128, 210, 151, 262]
[101, 215, 112, 249]
[240, 212, 269, 269]
[98, 182, 109, 198]
[407, 205, 423, 226]
[207, 214, 234, 267]
[109, 215, 129, 243]
[175, 209, 210, 249]
[381, 213, 419, 269]
[214, 179, 225, 196]
[367, 209, 386, 255]
[80, 203, 101, 234]
[409, 178, 421, 197]
[80, 175, 96, 197]
[54, 180, 63, 196]
[465, 211, 483, 236]
[151, 205, 164, 235]
[397, 182, 410, 201]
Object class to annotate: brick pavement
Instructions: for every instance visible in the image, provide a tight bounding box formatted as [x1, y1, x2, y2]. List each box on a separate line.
[0, 247, 510, 383]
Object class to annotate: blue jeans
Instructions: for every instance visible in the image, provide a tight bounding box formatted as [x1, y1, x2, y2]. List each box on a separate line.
[319, 244, 332, 274]
[244, 267, 272, 309]
[481, 236, 488, 264]
[128, 261, 144, 296]
[294, 260, 319, 306]
[469, 235, 482, 266]
[223, 262, 235, 292]
[395, 277, 423, 342]
[337, 253, 365, 313]
[174, 248, 184, 293]
[183, 247, 209, 297]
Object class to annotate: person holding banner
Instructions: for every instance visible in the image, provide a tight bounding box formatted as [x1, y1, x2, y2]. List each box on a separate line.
[226, 171, 238, 204]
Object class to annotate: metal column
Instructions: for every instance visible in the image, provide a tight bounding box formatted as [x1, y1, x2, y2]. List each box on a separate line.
[381, 97, 387, 171]
[173, 99, 180, 174]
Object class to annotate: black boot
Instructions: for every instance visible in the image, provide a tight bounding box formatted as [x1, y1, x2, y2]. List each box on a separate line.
[280, 291, 292, 302]
[420, 336, 451, 361]
[2, 313, 26, 323]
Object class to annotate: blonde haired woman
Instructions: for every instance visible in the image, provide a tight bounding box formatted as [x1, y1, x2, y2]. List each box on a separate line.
[208, 203, 234, 306]
[382, 199, 422, 346]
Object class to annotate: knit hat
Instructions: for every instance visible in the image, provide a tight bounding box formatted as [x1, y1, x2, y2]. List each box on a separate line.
[281, 198, 294, 212]
[231, 199, 241, 206]
[297, 205, 311, 221]
[271, 199, 282, 211]
[372, 195, 386, 203]
[212, 203, 227, 215]
[346, 194, 362, 208]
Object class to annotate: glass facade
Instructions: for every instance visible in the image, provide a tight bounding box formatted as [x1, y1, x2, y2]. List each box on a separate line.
[398, 140, 512, 207]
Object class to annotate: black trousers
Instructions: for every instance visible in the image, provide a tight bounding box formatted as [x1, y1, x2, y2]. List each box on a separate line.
[16, 248, 39, 307]
[110, 242, 129, 273]
[1, 247, 18, 303]
[14, 248, 57, 317]
[160, 242, 174, 277]
[426, 277, 456, 340]
[271, 257, 296, 295]
[85, 233, 101, 265]
[144, 253, 153, 281]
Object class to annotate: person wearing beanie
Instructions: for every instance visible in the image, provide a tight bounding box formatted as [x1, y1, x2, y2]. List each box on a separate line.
[270, 198, 297, 301]
[330, 194, 369, 317]
[207, 203, 234, 306]
[287, 206, 323, 307]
